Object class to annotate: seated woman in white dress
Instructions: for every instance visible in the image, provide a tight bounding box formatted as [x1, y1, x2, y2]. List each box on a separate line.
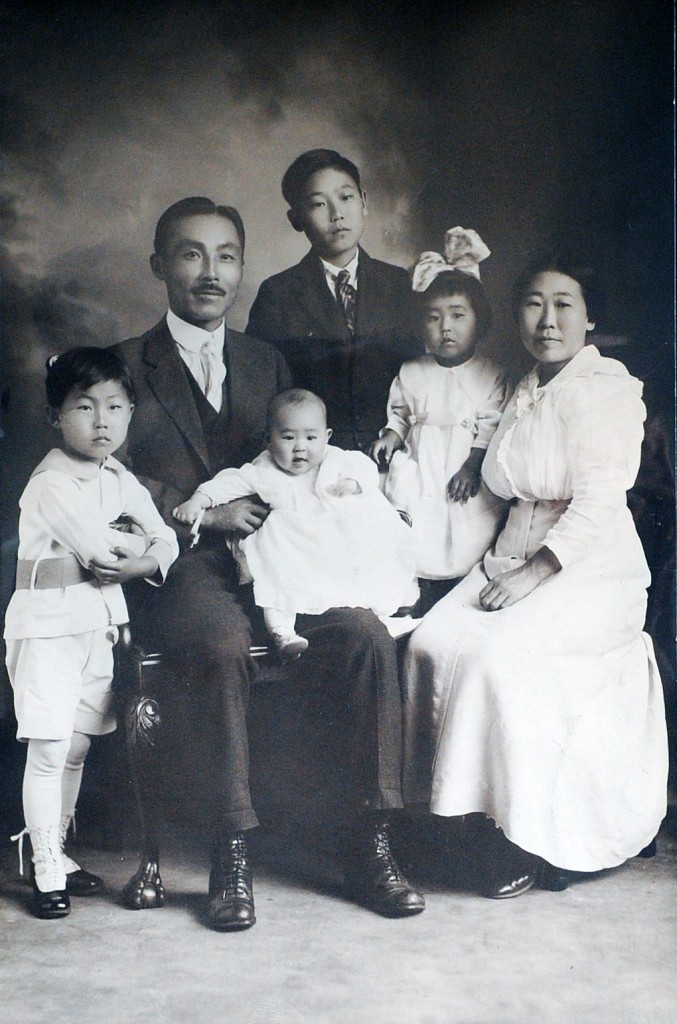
[402, 254, 669, 897]
[174, 388, 418, 658]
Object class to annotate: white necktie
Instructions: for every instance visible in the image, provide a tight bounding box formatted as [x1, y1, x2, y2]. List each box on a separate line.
[200, 336, 226, 411]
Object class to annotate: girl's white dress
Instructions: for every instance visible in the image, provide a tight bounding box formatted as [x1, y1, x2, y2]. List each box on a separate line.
[402, 345, 668, 871]
[198, 446, 417, 617]
[383, 353, 509, 579]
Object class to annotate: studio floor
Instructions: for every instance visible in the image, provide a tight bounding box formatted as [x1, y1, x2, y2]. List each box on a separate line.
[1, 811, 676, 1024]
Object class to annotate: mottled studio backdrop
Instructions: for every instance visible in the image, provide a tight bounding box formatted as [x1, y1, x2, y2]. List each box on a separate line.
[1, 0, 674, 588]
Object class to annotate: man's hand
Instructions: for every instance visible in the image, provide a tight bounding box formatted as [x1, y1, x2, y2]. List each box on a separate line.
[201, 496, 270, 537]
[89, 547, 160, 584]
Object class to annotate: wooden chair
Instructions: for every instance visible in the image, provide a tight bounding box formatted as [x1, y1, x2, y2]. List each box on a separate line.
[114, 625, 286, 910]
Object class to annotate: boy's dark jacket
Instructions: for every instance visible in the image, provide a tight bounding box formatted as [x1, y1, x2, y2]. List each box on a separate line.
[246, 247, 420, 450]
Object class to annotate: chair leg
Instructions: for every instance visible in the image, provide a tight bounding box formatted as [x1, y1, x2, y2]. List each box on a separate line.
[121, 690, 165, 909]
[115, 632, 166, 911]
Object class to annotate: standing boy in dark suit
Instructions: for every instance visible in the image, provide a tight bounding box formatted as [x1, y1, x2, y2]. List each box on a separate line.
[246, 149, 420, 451]
[114, 197, 425, 933]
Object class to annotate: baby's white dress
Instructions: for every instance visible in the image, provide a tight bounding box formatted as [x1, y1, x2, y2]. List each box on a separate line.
[383, 353, 509, 579]
[402, 346, 668, 870]
[198, 446, 417, 617]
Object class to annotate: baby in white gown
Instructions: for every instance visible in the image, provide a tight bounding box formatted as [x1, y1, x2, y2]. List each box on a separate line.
[174, 389, 418, 658]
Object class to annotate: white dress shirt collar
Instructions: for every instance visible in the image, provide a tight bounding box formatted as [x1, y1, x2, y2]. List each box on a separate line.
[166, 309, 226, 412]
[166, 309, 225, 354]
[320, 250, 360, 296]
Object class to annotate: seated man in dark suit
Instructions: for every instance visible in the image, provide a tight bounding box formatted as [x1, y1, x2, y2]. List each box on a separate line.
[246, 149, 421, 451]
[114, 197, 425, 932]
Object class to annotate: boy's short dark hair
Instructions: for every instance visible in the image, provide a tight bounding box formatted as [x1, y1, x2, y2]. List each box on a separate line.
[418, 270, 493, 341]
[153, 197, 246, 257]
[512, 252, 603, 323]
[46, 347, 136, 410]
[281, 150, 362, 209]
[266, 388, 327, 434]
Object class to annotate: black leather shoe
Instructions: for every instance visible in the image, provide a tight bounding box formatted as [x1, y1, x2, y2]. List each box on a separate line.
[31, 859, 104, 898]
[32, 879, 70, 919]
[206, 832, 256, 932]
[486, 872, 536, 899]
[66, 868, 105, 896]
[345, 820, 425, 918]
[638, 838, 657, 859]
[538, 862, 569, 892]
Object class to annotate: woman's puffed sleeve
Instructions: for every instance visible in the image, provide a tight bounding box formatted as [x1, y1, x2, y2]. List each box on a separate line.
[541, 374, 646, 568]
[120, 473, 179, 584]
[474, 371, 510, 450]
[383, 374, 412, 441]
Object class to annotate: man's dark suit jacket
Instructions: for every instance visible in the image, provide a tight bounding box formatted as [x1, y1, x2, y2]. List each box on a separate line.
[113, 318, 291, 526]
[111, 317, 404, 829]
[246, 248, 420, 451]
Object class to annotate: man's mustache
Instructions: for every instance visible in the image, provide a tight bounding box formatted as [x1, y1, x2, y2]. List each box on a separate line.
[193, 285, 227, 296]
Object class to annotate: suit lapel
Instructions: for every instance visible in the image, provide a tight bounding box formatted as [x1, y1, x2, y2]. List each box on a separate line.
[142, 319, 210, 470]
[222, 330, 251, 462]
[291, 249, 385, 339]
[354, 249, 383, 337]
[292, 252, 351, 340]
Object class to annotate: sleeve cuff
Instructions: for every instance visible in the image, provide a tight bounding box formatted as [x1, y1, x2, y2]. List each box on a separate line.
[144, 538, 180, 585]
[540, 533, 575, 571]
[195, 488, 215, 507]
[381, 422, 406, 440]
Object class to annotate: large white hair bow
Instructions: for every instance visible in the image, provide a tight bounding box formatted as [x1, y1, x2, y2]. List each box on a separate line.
[412, 227, 491, 292]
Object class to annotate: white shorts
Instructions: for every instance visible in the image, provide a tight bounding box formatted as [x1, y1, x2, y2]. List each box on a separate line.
[6, 626, 119, 741]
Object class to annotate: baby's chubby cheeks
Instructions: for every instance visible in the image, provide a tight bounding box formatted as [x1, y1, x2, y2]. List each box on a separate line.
[266, 388, 332, 476]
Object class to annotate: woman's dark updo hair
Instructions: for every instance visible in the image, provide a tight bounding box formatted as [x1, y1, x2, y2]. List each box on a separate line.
[418, 269, 493, 341]
[512, 253, 604, 323]
[46, 347, 135, 410]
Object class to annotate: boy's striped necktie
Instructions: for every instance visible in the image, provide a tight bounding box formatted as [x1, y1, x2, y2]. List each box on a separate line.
[336, 269, 357, 333]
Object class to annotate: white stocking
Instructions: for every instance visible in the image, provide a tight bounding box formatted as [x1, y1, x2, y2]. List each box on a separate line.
[19, 738, 71, 891]
[60, 731, 92, 872]
[23, 737, 70, 829]
[61, 731, 91, 819]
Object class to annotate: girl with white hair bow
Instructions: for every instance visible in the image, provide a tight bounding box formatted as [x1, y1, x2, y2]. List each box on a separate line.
[370, 228, 510, 612]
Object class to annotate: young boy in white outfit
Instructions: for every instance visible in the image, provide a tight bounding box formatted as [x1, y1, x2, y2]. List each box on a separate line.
[5, 347, 178, 919]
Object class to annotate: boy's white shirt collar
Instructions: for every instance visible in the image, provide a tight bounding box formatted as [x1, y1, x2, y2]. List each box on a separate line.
[320, 250, 359, 295]
[31, 447, 126, 481]
[166, 308, 225, 354]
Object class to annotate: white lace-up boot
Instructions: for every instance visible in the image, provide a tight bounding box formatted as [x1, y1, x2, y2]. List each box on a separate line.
[11, 824, 70, 919]
[59, 813, 104, 895]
